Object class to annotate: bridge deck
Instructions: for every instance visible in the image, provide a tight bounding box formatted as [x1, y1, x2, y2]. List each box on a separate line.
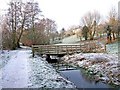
[32, 45, 81, 56]
[32, 43, 106, 57]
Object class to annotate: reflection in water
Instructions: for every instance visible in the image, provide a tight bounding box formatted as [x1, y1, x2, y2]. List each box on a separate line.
[80, 69, 95, 83]
[52, 63, 120, 89]
[59, 68, 120, 89]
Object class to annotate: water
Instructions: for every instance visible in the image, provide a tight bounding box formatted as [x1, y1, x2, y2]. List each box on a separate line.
[53, 64, 120, 89]
[51, 41, 120, 89]
[52, 64, 120, 90]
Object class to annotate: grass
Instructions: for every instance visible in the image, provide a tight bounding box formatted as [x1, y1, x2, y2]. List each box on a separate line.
[62, 35, 80, 44]
[58, 35, 118, 54]
[106, 41, 119, 54]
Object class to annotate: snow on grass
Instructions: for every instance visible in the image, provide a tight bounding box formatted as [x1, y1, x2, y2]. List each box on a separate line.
[62, 35, 80, 44]
[106, 42, 119, 54]
[61, 53, 120, 86]
[28, 55, 76, 88]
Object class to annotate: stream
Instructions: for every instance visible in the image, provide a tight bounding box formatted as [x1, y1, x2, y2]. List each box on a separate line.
[52, 63, 120, 89]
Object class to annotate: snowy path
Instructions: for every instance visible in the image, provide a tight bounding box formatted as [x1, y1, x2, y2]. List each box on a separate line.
[1, 50, 30, 88]
[0, 49, 75, 88]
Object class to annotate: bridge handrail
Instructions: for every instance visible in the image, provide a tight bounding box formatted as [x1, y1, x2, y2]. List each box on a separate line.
[32, 43, 106, 57]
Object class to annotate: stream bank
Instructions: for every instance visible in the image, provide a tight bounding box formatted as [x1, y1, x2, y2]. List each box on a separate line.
[59, 53, 120, 87]
[51, 62, 120, 89]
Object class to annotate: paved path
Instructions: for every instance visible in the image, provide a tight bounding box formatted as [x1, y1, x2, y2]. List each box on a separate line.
[1, 50, 30, 88]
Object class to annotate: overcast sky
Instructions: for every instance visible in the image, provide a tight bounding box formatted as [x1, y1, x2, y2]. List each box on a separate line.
[0, 0, 119, 30]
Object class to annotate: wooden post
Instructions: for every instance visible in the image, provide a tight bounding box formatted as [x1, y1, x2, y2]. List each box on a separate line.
[32, 45, 35, 57]
[57, 45, 59, 54]
[71, 45, 72, 54]
[104, 44, 106, 52]
[76, 45, 77, 53]
[66, 45, 69, 55]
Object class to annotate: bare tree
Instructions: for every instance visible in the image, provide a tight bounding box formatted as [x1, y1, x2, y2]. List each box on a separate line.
[24, 1, 41, 45]
[43, 18, 57, 44]
[0, 15, 3, 50]
[16, 1, 27, 48]
[2, 0, 42, 49]
[5, 0, 28, 49]
[60, 28, 65, 39]
[82, 25, 89, 40]
[2, 0, 58, 48]
[81, 11, 101, 40]
[21, 18, 57, 45]
[1, 16, 13, 49]
[81, 12, 94, 29]
[107, 7, 118, 40]
[6, 0, 21, 49]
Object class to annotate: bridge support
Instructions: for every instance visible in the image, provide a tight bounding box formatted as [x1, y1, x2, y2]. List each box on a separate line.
[32, 47, 35, 57]
[46, 54, 58, 63]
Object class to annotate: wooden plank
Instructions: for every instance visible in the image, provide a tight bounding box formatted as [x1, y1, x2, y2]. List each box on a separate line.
[32, 44, 82, 55]
[32, 43, 106, 57]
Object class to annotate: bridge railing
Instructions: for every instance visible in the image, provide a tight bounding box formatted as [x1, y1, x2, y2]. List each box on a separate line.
[32, 42, 106, 57]
[32, 45, 82, 57]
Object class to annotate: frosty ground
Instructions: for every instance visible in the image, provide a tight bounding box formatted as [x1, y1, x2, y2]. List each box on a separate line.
[0, 49, 76, 88]
[0, 46, 120, 88]
[61, 53, 120, 86]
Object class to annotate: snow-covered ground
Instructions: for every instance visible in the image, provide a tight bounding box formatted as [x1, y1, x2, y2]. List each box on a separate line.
[0, 49, 76, 88]
[106, 42, 119, 54]
[0, 43, 119, 88]
[61, 53, 120, 86]
[28, 55, 75, 88]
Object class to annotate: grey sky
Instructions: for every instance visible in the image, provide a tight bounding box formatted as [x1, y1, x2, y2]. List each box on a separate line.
[0, 0, 119, 30]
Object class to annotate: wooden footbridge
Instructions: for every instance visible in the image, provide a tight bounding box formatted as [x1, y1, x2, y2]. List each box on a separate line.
[32, 42, 106, 57]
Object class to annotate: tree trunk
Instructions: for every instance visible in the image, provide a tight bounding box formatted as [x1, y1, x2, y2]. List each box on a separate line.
[17, 41, 20, 48]
[12, 3, 17, 50]
[85, 35, 87, 40]
[16, 14, 25, 48]
[12, 31, 16, 50]
[89, 30, 93, 40]
[112, 32, 115, 40]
